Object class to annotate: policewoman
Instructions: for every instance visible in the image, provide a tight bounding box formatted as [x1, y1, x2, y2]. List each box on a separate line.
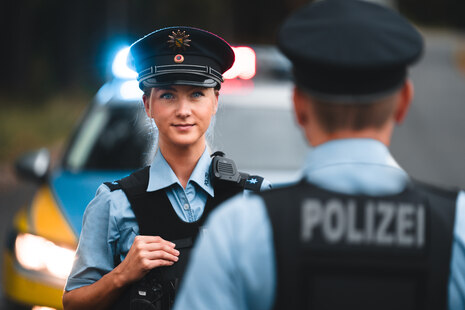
[173, 1, 465, 310]
[62, 26, 269, 310]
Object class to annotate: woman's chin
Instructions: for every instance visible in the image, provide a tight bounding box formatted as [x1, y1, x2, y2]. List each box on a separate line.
[169, 139, 206, 151]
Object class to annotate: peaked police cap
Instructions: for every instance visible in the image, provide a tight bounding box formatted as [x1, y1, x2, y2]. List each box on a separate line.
[128, 26, 235, 90]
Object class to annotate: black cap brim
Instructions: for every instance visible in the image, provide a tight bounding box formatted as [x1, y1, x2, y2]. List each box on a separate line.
[140, 73, 219, 89]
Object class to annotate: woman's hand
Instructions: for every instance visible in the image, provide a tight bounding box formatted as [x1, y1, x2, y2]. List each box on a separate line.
[113, 235, 180, 286]
[63, 235, 179, 310]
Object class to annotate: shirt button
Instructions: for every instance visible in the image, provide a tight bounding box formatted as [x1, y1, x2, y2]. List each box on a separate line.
[183, 203, 190, 210]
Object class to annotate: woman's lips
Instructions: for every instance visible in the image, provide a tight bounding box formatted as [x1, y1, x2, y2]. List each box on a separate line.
[172, 124, 194, 130]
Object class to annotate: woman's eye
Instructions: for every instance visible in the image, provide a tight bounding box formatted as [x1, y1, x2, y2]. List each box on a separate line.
[160, 93, 174, 100]
[192, 91, 204, 98]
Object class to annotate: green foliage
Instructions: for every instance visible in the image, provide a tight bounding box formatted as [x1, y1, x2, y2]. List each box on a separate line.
[0, 92, 88, 163]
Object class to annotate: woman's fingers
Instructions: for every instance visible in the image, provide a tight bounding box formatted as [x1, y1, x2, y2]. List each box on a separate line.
[143, 242, 180, 256]
[115, 235, 182, 285]
[133, 235, 179, 256]
[133, 235, 174, 246]
[129, 235, 180, 267]
[145, 249, 179, 262]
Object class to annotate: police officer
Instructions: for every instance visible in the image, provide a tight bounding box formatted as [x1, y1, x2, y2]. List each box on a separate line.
[62, 26, 270, 310]
[173, 1, 465, 310]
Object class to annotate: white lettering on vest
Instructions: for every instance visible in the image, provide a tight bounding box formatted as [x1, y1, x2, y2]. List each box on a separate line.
[323, 199, 346, 243]
[365, 202, 375, 243]
[301, 199, 323, 241]
[397, 203, 415, 246]
[348, 200, 363, 243]
[417, 205, 425, 247]
[300, 198, 426, 248]
[376, 202, 395, 245]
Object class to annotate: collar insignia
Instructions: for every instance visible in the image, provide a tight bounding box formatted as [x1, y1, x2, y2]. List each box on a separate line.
[167, 30, 191, 51]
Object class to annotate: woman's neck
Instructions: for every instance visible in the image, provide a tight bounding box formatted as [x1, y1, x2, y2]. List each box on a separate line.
[158, 141, 206, 189]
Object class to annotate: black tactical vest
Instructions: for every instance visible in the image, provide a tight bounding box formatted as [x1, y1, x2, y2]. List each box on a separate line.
[261, 180, 458, 310]
[106, 165, 261, 310]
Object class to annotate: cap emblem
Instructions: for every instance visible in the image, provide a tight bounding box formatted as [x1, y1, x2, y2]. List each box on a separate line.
[174, 54, 185, 63]
[167, 30, 191, 51]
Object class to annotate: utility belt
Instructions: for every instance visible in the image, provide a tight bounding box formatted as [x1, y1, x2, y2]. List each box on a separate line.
[106, 152, 266, 310]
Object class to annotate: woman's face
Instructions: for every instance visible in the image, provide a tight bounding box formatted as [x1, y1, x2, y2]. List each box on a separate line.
[143, 85, 218, 151]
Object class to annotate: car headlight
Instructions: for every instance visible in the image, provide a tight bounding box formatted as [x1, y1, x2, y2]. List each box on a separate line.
[15, 233, 75, 280]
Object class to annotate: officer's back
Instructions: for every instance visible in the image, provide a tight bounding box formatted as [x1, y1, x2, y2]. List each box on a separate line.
[172, 1, 465, 309]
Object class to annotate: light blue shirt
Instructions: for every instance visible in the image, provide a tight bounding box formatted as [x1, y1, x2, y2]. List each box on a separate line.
[174, 139, 465, 310]
[65, 149, 214, 291]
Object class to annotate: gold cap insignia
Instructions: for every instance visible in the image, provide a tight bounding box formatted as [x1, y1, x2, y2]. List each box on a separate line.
[167, 30, 191, 51]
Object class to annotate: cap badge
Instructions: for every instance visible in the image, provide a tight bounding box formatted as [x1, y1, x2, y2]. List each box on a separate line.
[168, 30, 191, 51]
[174, 54, 184, 63]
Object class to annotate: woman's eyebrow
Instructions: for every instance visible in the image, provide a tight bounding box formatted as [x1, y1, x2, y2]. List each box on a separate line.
[188, 86, 207, 91]
[155, 86, 177, 91]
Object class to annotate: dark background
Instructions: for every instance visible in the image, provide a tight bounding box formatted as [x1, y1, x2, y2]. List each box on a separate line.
[1, 0, 465, 103]
[0, 0, 307, 101]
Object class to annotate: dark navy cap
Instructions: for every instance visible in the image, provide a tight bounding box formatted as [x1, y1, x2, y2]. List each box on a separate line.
[278, 0, 424, 102]
[128, 26, 235, 90]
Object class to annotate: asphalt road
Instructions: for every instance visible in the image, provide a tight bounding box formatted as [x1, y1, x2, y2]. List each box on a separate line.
[0, 29, 464, 309]
[391, 30, 465, 189]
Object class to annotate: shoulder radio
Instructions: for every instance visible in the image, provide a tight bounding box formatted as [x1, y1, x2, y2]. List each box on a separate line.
[209, 151, 265, 191]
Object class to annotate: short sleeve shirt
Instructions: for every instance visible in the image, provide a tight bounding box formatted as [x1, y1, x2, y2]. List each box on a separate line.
[65, 148, 214, 291]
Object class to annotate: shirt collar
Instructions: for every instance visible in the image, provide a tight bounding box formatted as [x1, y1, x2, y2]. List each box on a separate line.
[147, 151, 179, 192]
[189, 149, 215, 197]
[147, 148, 214, 197]
[304, 138, 404, 174]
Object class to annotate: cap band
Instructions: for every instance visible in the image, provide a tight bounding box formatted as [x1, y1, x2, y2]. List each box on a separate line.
[296, 78, 406, 104]
[138, 64, 223, 86]
[141, 78, 218, 89]
[292, 64, 407, 100]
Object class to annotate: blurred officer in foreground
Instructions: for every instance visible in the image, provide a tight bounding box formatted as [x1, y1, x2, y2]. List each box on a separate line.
[173, 1, 465, 309]
[62, 26, 269, 310]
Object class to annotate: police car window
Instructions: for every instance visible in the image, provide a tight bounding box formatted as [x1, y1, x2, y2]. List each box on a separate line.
[213, 103, 309, 180]
[65, 105, 152, 171]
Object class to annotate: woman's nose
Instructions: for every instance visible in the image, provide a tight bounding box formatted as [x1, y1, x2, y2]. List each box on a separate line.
[176, 98, 192, 117]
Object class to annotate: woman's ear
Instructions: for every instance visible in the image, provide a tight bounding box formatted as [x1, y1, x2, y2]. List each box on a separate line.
[142, 93, 151, 118]
[213, 89, 219, 114]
